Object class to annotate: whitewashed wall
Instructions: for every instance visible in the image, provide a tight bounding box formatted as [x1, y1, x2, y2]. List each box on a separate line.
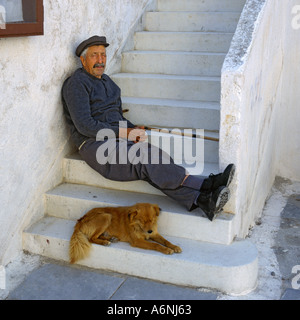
[220, 0, 300, 237]
[0, 0, 151, 266]
[277, 1, 300, 181]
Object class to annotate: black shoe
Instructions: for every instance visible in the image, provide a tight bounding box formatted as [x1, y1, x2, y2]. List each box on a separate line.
[200, 164, 235, 193]
[197, 186, 230, 221]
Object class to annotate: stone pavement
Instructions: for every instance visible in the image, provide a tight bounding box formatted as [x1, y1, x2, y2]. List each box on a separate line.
[2, 178, 300, 301]
[274, 193, 300, 300]
[7, 262, 218, 300]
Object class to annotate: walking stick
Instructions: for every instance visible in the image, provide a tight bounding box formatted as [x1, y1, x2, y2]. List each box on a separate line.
[122, 109, 219, 142]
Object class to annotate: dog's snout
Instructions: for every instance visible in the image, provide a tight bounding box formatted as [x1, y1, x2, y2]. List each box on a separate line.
[147, 230, 153, 234]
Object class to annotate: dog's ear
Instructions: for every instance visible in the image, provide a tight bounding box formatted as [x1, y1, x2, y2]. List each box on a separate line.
[153, 204, 161, 216]
[128, 209, 138, 222]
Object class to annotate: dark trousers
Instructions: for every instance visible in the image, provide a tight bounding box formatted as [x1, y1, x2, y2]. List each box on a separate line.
[79, 138, 203, 210]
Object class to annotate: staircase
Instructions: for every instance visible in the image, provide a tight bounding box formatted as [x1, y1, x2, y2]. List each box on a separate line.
[23, 0, 258, 295]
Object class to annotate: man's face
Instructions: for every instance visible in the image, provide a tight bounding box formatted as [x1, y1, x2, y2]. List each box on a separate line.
[80, 45, 107, 79]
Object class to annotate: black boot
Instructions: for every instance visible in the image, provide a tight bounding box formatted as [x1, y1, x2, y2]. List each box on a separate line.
[200, 164, 235, 193]
[197, 186, 230, 221]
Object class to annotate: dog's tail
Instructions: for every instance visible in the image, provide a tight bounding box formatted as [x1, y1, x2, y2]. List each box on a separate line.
[69, 227, 91, 264]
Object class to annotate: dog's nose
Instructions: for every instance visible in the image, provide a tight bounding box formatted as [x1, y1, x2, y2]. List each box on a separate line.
[147, 230, 153, 234]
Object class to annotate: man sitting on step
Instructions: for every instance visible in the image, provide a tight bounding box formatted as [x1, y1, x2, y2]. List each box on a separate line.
[61, 35, 235, 221]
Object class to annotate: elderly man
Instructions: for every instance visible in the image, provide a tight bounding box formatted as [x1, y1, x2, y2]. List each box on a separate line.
[62, 35, 235, 221]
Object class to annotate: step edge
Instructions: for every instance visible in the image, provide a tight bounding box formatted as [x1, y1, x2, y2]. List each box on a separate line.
[122, 50, 227, 56]
[121, 96, 220, 110]
[112, 73, 221, 81]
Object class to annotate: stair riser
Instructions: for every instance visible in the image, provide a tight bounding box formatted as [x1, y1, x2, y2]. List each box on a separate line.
[64, 157, 163, 196]
[134, 32, 234, 53]
[122, 52, 226, 76]
[63, 157, 220, 196]
[122, 99, 220, 131]
[44, 191, 233, 244]
[112, 75, 221, 101]
[157, 0, 246, 12]
[145, 12, 241, 33]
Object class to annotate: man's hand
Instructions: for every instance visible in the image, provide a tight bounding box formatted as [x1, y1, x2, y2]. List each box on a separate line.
[119, 126, 147, 143]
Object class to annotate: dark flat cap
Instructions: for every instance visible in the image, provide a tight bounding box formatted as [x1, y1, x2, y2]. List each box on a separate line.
[76, 35, 109, 57]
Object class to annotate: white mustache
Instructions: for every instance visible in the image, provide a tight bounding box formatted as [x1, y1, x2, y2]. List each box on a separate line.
[93, 63, 105, 68]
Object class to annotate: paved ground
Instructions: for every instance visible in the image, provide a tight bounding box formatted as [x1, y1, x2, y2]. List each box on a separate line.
[1, 177, 300, 301]
[6, 262, 218, 301]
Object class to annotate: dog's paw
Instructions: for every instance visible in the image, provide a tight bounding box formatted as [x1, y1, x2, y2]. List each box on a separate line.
[103, 240, 111, 246]
[164, 248, 174, 255]
[173, 246, 182, 253]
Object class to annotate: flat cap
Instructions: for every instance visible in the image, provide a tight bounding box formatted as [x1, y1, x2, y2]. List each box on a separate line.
[75, 35, 109, 57]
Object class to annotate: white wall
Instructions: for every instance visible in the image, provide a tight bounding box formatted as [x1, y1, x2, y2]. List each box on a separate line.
[0, 0, 151, 266]
[220, 0, 300, 237]
[277, 1, 300, 181]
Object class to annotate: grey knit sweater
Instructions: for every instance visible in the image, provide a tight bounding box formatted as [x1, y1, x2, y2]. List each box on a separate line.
[62, 68, 134, 148]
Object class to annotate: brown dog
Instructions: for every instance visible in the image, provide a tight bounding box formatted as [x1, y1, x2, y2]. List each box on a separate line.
[69, 203, 182, 264]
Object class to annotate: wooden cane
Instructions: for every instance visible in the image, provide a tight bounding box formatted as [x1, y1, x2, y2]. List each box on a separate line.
[122, 109, 219, 142]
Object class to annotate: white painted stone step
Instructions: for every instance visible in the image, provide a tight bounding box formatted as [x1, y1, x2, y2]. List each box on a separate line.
[134, 31, 234, 53]
[45, 183, 236, 244]
[122, 97, 220, 131]
[144, 12, 241, 33]
[157, 0, 246, 12]
[122, 51, 226, 76]
[111, 73, 221, 102]
[23, 216, 258, 295]
[63, 153, 220, 196]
